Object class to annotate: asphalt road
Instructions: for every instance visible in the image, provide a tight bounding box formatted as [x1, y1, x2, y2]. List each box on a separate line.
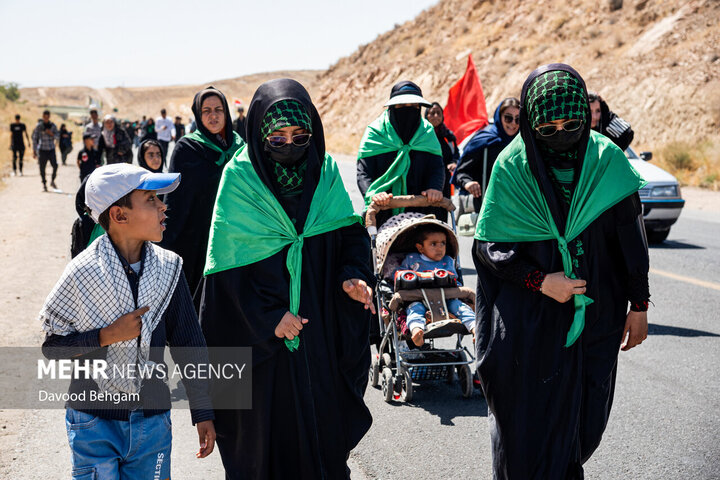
[334, 155, 720, 480]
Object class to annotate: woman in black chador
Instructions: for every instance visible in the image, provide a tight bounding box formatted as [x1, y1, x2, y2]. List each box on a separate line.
[473, 64, 650, 479]
[160, 86, 243, 299]
[199, 78, 375, 479]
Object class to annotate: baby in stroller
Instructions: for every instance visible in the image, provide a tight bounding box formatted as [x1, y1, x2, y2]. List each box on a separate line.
[400, 224, 475, 346]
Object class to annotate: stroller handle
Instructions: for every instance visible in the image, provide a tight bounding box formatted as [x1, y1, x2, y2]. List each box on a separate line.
[365, 195, 455, 229]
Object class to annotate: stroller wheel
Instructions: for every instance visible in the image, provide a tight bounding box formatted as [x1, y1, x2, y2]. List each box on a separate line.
[458, 365, 473, 398]
[381, 367, 394, 403]
[369, 356, 380, 389]
[400, 369, 413, 403]
[445, 365, 455, 384]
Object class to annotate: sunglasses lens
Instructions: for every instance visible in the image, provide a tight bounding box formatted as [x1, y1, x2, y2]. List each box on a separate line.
[292, 134, 311, 146]
[504, 115, 519, 124]
[536, 125, 556, 136]
[563, 120, 583, 132]
[267, 136, 287, 147]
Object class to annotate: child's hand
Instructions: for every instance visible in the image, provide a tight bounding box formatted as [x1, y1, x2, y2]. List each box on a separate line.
[342, 279, 376, 314]
[275, 312, 309, 341]
[99, 306, 149, 346]
[195, 420, 216, 458]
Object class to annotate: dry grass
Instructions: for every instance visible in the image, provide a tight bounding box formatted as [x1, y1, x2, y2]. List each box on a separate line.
[656, 137, 720, 191]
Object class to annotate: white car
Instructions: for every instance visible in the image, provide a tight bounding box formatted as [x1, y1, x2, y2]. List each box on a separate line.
[626, 146, 685, 243]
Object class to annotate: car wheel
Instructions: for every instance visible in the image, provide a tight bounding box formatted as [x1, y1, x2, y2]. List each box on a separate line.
[647, 228, 670, 244]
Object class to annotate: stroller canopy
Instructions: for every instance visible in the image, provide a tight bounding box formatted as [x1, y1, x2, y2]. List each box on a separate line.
[375, 212, 459, 276]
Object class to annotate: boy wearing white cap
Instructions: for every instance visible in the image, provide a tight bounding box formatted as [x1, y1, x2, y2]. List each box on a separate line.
[39, 164, 216, 479]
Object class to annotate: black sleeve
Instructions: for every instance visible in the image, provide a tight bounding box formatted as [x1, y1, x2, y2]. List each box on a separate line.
[160, 142, 195, 250]
[422, 152, 445, 192]
[165, 272, 215, 424]
[605, 111, 634, 151]
[97, 134, 106, 158]
[454, 148, 482, 188]
[337, 223, 376, 288]
[200, 255, 289, 353]
[42, 329, 104, 360]
[474, 240, 545, 290]
[614, 193, 650, 310]
[356, 155, 378, 197]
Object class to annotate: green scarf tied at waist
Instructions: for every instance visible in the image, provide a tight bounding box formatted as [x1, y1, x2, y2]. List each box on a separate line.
[357, 110, 442, 215]
[474, 132, 646, 347]
[204, 146, 362, 351]
[183, 129, 245, 166]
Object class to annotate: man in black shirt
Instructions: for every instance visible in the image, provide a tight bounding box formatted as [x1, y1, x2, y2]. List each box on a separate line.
[173, 116, 185, 143]
[10, 114, 30, 176]
[233, 106, 246, 142]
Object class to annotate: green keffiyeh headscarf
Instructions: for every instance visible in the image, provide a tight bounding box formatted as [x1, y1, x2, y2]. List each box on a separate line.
[261, 100, 312, 139]
[526, 71, 588, 129]
[357, 110, 442, 215]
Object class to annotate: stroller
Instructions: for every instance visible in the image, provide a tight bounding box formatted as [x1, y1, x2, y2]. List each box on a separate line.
[366, 195, 476, 403]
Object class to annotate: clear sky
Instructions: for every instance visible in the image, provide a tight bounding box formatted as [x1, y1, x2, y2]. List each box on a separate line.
[0, 0, 439, 88]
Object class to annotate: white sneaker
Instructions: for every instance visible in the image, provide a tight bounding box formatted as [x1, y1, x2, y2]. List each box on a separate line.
[11, 171, 16, 177]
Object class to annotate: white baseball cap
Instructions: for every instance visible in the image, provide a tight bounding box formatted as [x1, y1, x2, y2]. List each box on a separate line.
[85, 163, 180, 222]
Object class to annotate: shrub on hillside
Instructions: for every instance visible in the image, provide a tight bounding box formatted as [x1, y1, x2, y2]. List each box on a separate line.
[0, 82, 20, 102]
[660, 142, 695, 170]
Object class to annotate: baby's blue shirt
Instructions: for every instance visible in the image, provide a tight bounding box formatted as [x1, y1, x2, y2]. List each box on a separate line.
[400, 253, 461, 285]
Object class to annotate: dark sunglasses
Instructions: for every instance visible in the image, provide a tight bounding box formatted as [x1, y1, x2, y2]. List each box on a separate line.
[266, 133, 312, 148]
[534, 119, 584, 137]
[502, 114, 519, 124]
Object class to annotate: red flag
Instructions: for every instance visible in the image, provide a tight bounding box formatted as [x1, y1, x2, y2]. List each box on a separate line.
[444, 55, 488, 144]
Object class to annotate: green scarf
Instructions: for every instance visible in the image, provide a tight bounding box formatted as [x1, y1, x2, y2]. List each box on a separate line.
[183, 129, 245, 166]
[88, 223, 105, 246]
[474, 131, 646, 347]
[204, 146, 361, 351]
[357, 110, 442, 214]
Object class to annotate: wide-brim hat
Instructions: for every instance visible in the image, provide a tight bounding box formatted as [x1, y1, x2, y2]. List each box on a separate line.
[384, 80, 432, 107]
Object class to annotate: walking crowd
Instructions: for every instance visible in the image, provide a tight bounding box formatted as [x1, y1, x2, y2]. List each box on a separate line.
[22, 61, 648, 479]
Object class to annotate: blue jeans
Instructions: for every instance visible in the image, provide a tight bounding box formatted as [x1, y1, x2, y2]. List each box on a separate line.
[65, 408, 172, 479]
[406, 298, 475, 333]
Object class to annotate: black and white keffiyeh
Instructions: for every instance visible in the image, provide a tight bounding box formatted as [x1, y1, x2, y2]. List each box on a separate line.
[39, 234, 183, 394]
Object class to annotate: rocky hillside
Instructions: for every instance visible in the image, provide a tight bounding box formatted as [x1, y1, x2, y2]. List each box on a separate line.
[315, 0, 720, 154]
[18, 70, 322, 122]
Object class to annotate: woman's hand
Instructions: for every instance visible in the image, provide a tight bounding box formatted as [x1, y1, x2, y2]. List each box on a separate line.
[621, 310, 648, 351]
[464, 181, 482, 198]
[274, 311, 309, 341]
[343, 278, 376, 314]
[372, 192, 392, 206]
[447, 163, 457, 174]
[540, 272, 587, 303]
[421, 188, 443, 203]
